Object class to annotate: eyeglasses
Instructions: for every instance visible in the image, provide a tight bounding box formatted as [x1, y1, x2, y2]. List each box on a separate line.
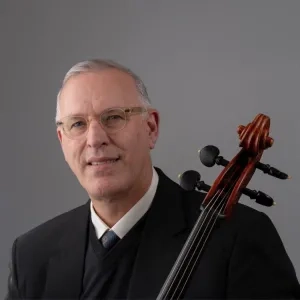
[56, 106, 148, 139]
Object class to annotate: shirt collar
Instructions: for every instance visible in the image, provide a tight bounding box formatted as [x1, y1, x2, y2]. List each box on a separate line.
[90, 167, 159, 239]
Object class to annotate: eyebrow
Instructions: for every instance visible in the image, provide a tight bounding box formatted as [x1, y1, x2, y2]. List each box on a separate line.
[56, 114, 84, 125]
[60, 113, 86, 119]
[57, 106, 141, 123]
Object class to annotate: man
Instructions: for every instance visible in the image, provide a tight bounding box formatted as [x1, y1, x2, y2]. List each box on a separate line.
[6, 59, 300, 299]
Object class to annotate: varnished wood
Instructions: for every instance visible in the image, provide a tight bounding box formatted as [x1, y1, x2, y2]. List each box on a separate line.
[157, 114, 274, 299]
[202, 114, 273, 216]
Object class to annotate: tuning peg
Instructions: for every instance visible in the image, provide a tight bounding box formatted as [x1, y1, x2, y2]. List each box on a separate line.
[179, 169, 275, 207]
[198, 145, 290, 180]
[241, 188, 275, 207]
[257, 163, 291, 180]
[178, 170, 201, 191]
[198, 145, 229, 168]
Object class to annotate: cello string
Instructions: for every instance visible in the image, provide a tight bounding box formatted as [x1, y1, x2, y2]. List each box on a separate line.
[174, 194, 228, 299]
[176, 166, 243, 298]
[160, 173, 236, 299]
[172, 173, 240, 299]
[164, 167, 241, 299]
[177, 183, 235, 298]
[174, 178, 239, 294]
[157, 113, 271, 299]
[156, 188, 225, 299]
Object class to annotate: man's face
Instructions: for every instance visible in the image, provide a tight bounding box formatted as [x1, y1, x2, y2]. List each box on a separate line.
[57, 69, 159, 201]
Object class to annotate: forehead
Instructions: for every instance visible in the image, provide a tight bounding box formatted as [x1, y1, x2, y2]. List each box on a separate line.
[58, 69, 140, 117]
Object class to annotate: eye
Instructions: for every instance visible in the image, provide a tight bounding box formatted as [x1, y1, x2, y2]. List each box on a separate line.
[107, 114, 123, 120]
[71, 121, 85, 128]
[68, 119, 87, 131]
[101, 109, 126, 128]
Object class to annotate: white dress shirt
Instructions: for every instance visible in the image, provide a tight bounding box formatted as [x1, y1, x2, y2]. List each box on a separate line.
[90, 167, 159, 239]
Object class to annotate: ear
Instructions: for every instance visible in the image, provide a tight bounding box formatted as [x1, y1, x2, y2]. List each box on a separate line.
[147, 109, 160, 149]
[57, 128, 63, 145]
[56, 128, 70, 164]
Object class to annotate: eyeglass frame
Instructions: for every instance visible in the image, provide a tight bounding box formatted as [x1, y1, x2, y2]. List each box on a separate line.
[55, 106, 150, 139]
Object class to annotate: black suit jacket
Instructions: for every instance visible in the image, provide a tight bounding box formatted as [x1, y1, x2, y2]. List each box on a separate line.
[6, 167, 300, 299]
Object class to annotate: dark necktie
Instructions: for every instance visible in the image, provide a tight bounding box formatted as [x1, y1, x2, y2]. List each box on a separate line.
[100, 230, 120, 250]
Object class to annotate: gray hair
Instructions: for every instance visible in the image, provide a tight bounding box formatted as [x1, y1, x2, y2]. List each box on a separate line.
[55, 59, 151, 122]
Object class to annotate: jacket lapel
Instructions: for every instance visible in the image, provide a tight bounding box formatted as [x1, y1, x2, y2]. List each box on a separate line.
[128, 168, 202, 299]
[42, 201, 90, 299]
[41, 168, 203, 299]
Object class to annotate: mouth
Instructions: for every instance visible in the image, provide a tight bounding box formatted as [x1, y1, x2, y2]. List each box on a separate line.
[87, 156, 121, 166]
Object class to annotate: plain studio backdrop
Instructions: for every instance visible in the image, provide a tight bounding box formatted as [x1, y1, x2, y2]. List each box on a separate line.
[0, 0, 299, 297]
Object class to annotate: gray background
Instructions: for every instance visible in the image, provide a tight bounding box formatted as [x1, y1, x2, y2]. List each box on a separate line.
[1, 0, 299, 297]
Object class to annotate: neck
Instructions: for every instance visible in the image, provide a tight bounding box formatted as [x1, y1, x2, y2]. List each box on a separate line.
[91, 166, 153, 227]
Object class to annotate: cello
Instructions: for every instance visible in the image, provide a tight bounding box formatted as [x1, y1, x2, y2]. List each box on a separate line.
[156, 113, 290, 299]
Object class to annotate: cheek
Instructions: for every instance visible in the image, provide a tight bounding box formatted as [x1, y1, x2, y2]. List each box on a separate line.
[62, 142, 83, 171]
[125, 131, 149, 157]
[113, 132, 136, 156]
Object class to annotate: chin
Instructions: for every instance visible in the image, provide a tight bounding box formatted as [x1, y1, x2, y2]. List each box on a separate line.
[85, 177, 129, 200]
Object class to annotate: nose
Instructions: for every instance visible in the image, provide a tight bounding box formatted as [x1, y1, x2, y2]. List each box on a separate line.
[86, 120, 110, 148]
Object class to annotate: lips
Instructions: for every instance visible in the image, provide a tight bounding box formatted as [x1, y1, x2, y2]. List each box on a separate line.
[87, 156, 120, 165]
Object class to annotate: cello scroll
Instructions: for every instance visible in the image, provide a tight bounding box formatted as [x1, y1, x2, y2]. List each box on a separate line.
[201, 113, 278, 216]
[156, 113, 289, 299]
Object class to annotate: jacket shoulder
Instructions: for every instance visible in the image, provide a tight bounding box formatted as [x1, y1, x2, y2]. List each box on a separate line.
[155, 166, 268, 227]
[6, 202, 90, 298]
[14, 202, 89, 255]
[181, 184, 267, 221]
